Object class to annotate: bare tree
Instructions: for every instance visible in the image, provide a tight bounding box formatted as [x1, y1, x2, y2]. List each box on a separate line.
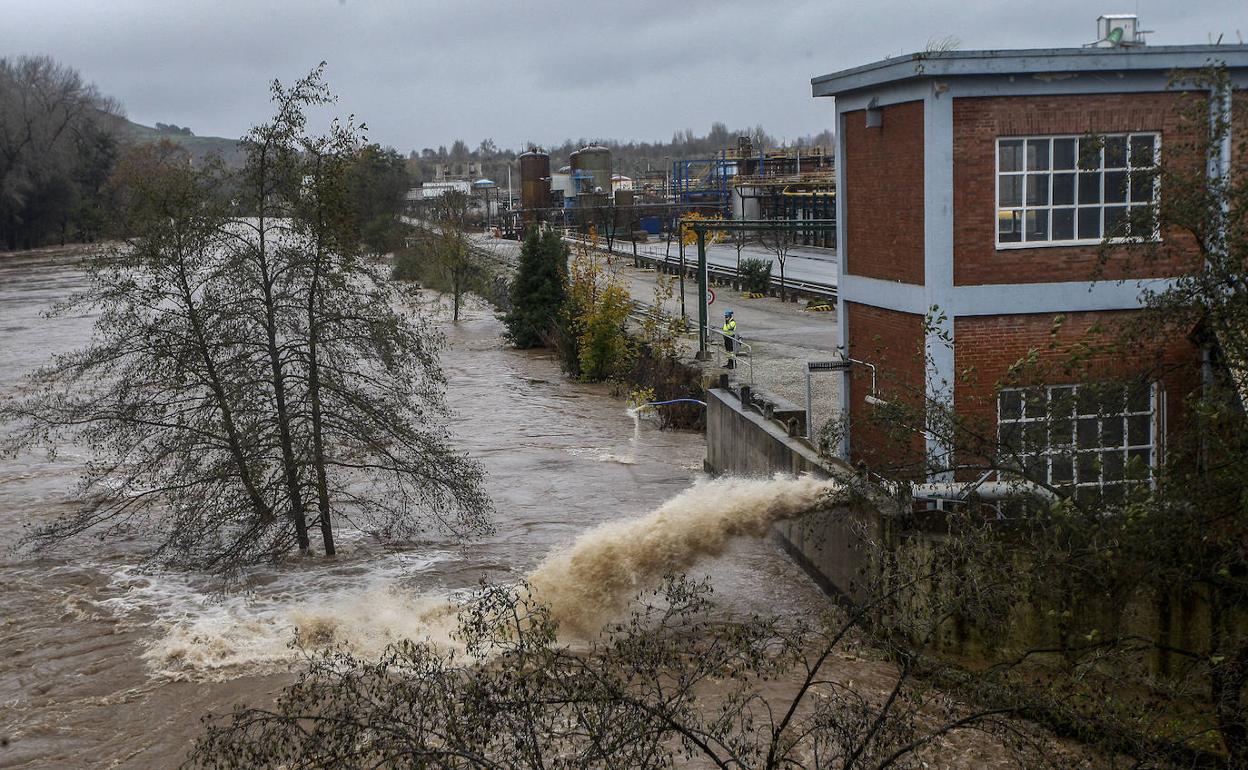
[430, 189, 475, 322]
[760, 223, 796, 301]
[2, 66, 493, 575]
[0, 55, 123, 249]
[190, 568, 1072, 769]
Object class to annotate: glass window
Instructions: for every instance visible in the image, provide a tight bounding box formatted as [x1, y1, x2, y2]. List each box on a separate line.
[997, 133, 1160, 248]
[997, 382, 1158, 499]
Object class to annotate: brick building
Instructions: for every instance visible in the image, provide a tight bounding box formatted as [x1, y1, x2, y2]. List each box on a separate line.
[811, 41, 1248, 495]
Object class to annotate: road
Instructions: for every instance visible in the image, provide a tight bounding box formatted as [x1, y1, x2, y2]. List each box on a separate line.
[468, 232, 838, 290]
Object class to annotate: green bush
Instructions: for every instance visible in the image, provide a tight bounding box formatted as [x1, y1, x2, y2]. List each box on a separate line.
[503, 228, 568, 348]
[738, 257, 773, 294]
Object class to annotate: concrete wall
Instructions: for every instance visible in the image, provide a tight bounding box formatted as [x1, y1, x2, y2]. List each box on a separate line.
[705, 387, 886, 602]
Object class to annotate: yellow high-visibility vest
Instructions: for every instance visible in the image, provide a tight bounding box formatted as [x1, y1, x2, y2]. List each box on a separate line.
[722, 319, 736, 337]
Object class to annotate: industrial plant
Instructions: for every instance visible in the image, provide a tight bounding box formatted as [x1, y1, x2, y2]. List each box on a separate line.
[410, 135, 837, 248]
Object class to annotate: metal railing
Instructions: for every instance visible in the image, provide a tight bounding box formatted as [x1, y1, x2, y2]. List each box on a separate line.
[562, 233, 837, 301]
[627, 298, 754, 387]
[705, 326, 754, 387]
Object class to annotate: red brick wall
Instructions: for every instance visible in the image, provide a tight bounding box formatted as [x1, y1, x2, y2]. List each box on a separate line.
[843, 101, 925, 285]
[846, 301, 927, 476]
[952, 92, 1205, 286]
[953, 311, 1199, 468]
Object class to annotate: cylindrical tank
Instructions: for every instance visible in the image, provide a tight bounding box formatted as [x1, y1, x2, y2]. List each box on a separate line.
[570, 145, 612, 198]
[518, 149, 550, 223]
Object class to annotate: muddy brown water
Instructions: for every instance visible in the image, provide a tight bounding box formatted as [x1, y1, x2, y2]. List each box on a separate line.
[0, 253, 830, 768]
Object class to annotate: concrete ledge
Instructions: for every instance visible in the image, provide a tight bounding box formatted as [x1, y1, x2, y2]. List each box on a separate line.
[706, 387, 885, 602]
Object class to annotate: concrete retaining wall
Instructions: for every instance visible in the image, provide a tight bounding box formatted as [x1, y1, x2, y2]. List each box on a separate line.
[705, 386, 885, 602]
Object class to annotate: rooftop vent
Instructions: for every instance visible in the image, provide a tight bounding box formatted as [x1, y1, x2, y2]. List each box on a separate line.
[1087, 14, 1150, 48]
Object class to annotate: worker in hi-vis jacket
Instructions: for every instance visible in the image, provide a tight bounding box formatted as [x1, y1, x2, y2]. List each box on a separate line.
[722, 309, 737, 369]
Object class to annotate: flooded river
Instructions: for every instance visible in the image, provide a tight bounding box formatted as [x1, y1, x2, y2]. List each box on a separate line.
[0, 252, 829, 768]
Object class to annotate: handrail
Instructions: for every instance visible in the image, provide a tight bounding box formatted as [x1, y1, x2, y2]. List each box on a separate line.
[563, 233, 837, 300]
[705, 325, 754, 387]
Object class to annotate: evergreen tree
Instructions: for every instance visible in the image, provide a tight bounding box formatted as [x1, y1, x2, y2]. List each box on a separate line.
[503, 227, 567, 348]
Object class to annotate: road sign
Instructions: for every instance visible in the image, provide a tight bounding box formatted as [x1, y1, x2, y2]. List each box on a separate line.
[708, 288, 716, 305]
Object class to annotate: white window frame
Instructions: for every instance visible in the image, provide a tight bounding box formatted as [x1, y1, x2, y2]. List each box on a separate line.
[996, 382, 1164, 501]
[994, 133, 1161, 250]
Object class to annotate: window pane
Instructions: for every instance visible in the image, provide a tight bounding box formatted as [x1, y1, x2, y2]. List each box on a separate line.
[1050, 417, 1074, 446]
[1129, 171, 1154, 203]
[1024, 388, 1047, 418]
[1076, 485, 1102, 505]
[1000, 140, 1023, 172]
[1051, 455, 1074, 483]
[1078, 451, 1100, 482]
[1127, 414, 1151, 446]
[1078, 173, 1101, 204]
[1077, 387, 1101, 415]
[1052, 208, 1075, 240]
[999, 210, 1022, 242]
[1024, 422, 1047, 452]
[1102, 416, 1124, 447]
[1127, 385, 1150, 413]
[1104, 206, 1127, 236]
[999, 175, 1022, 207]
[1027, 139, 1050, 171]
[1052, 173, 1075, 205]
[1103, 451, 1125, 481]
[1077, 137, 1102, 170]
[1104, 136, 1128, 168]
[1077, 417, 1099, 448]
[1104, 170, 1128, 203]
[1130, 135, 1155, 167]
[1078, 207, 1101, 239]
[1050, 386, 1076, 417]
[1127, 448, 1151, 475]
[1129, 204, 1157, 237]
[1026, 174, 1050, 205]
[1000, 390, 1023, 420]
[1053, 138, 1076, 170]
[1000, 422, 1022, 453]
[1025, 209, 1049, 241]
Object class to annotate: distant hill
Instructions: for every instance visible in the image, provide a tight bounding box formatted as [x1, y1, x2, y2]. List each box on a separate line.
[117, 117, 246, 167]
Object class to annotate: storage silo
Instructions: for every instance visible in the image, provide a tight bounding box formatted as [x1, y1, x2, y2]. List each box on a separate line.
[570, 145, 612, 198]
[518, 149, 550, 223]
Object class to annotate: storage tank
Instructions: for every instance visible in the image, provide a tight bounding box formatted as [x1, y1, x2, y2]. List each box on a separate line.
[570, 145, 612, 197]
[518, 149, 550, 223]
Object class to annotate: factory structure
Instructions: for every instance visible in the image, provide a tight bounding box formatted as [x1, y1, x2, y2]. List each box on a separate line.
[812, 18, 1248, 494]
[403, 136, 836, 245]
[510, 139, 835, 247]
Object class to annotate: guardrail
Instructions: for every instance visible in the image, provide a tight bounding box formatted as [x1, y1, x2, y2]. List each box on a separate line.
[562, 232, 837, 302]
[627, 299, 754, 387]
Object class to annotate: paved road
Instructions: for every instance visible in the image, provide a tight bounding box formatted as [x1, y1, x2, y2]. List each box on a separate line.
[468, 232, 838, 289]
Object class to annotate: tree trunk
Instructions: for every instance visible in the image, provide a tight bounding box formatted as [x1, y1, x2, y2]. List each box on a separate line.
[175, 244, 274, 527]
[256, 177, 311, 555]
[306, 181, 335, 557]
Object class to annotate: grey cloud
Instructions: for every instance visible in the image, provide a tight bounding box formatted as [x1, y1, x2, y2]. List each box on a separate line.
[3, 0, 1242, 151]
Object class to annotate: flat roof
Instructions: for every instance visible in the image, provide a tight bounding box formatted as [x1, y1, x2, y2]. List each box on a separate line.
[812, 44, 1248, 97]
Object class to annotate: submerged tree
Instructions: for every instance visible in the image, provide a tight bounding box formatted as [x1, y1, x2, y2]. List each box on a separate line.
[2, 65, 492, 573]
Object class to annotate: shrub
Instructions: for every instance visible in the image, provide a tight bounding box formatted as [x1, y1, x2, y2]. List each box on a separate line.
[738, 257, 773, 294]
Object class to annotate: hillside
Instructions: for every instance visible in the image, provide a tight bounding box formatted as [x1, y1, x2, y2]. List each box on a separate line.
[118, 118, 246, 167]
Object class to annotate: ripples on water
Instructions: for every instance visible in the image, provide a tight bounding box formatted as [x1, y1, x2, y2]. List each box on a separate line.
[0, 253, 828, 767]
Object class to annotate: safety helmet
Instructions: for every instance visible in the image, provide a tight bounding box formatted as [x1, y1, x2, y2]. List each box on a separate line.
[724, 309, 733, 317]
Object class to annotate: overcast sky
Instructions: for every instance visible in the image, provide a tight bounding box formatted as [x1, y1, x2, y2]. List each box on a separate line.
[5, 0, 1244, 152]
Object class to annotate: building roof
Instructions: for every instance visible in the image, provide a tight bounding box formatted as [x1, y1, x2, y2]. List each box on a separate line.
[811, 44, 1248, 98]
